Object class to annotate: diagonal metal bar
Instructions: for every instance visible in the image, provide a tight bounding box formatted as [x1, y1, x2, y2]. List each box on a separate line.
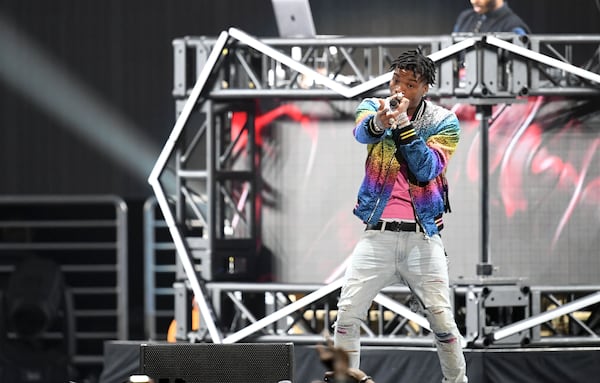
[546, 293, 597, 336]
[544, 43, 570, 64]
[181, 186, 208, 228]
[149, 30, 230, 183]
[219, 184, 248, 224]
[428, 37, 478, 62]
[226, 291, 259, 324]
[486, 35, 600, 84]
[148, 30, 231, 344]
[222, 278, 344, 343]
[373, 293, 431, 331]
[180, 120, 207, 164]
[231, 183, 250, 229]
[276, 292, 316, 334]
[229, 29, 474, 97]
[390, 317, 418, 337]
[219, 121, 247, 164]
[150, 179, 223, 343]
[493, 291, 600, 342]
[339, 46, 366, 83]
[360, 321, 376, 337]
[330, 49, 352, 82]
[234, 50, 263, 89]
[228, 28, 351, 96]
[286, 46, 315, 89]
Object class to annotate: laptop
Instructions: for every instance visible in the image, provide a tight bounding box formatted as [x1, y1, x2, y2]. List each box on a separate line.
[271, 0, 317, 38]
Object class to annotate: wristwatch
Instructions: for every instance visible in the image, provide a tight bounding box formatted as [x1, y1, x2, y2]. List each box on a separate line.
[359, 376, 373, 383]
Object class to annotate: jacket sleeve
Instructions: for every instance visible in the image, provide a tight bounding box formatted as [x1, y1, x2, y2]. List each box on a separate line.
[353, 98, 386, 144]
[394, 114, 460, 182]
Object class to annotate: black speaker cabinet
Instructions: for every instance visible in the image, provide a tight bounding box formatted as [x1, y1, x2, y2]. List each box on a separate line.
[139, 343, 294, 383]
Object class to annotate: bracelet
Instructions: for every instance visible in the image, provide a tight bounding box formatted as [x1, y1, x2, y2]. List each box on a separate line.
[368, 116, 385, 136]
[395, 112, 410, 128]
[359, 375, 373, 383]
[373, 116, 385, 132]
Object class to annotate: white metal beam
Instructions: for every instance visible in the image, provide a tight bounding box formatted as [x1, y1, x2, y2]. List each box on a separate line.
[223, 278, 345, 343]
[147, 30, 231, 344]
[486, 35, 600, 85]
[493, 291, 600, 342]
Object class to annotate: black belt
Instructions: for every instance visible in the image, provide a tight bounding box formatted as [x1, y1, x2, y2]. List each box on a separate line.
[366, 221, 421, 232]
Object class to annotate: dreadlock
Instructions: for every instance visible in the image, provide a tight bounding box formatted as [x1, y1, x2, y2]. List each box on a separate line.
[390, 49, 436, 86]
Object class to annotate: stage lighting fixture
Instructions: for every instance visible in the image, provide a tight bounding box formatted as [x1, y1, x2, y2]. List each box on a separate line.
[5, 257, 65, 339]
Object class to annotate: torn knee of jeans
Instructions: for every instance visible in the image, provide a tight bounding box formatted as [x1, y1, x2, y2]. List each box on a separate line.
[335, 323, 359, 336]
[434, 331, 458, 344]
[426, 304, 453, 317]
[426, 306, 457, 342]
[426, 306, 448, 317]
[423, 278, 448, 290]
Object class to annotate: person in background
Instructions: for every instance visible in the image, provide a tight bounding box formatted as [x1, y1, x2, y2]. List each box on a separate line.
[453, 0, 530, 35]
[453, 0, 532, 90]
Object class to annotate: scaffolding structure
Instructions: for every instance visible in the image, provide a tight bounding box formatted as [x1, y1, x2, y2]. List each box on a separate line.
[0, 195, 129, 369]
[147, 29, 600, 346]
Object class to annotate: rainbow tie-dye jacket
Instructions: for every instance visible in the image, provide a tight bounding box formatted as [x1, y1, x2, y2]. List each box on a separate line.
[352, 98, 460, 237]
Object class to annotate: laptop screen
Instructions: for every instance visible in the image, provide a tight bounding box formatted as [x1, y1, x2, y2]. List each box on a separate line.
[271, 0, 317, 38]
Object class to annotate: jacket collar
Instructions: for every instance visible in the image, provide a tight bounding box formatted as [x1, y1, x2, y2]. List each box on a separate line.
[411, 98, 427, 122]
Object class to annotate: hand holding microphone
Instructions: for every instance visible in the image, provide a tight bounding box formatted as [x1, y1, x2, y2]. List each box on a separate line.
[384, 95, 401, 114]
[375, 93, 410, 130]
[385, 98, 400, 128]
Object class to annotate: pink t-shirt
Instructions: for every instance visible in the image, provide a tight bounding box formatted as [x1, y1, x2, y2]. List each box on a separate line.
[380, 161, 415, 221]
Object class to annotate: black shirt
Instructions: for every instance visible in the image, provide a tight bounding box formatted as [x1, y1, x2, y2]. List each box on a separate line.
[453, 4, 531, 34]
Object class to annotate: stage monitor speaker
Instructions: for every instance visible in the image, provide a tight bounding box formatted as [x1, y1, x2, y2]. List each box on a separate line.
[139, 343, 294, 383]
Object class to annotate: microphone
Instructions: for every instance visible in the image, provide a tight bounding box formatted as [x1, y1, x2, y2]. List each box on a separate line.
[384, 98, 398, 112]
[384, 94, 405, 128]
[384, 93, 403, 112]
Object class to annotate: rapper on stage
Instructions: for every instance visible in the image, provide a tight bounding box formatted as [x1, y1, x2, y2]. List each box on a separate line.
[333, 49, 468, 382]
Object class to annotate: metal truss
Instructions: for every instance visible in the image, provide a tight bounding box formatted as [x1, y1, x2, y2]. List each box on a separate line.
[173, 30, 600, 100]
[206, 282, 600, 346]
[497, 286, 600, 346]
[205, 281, 431, 345]
[149, 28, 600, 344]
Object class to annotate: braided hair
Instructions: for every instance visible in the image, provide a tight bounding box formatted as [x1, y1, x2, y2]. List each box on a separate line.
[390, 49, 436, 86]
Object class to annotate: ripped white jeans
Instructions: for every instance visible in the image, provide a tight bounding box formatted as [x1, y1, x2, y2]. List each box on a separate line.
[334, 230, 468, 383]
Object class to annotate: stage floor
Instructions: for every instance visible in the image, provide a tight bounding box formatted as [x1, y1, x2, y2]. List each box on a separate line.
[100, 341, 600, 383]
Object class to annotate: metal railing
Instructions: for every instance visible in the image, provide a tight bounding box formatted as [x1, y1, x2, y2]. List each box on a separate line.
[0, 195, 128, 365]
[144, 197, 177, 340]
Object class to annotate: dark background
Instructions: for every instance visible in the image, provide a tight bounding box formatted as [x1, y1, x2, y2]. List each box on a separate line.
[0, 0, 599, 343]
[0, 0, 598, 197]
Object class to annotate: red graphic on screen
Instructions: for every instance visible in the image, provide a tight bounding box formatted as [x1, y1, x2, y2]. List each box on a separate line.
[230, 97, 600, 282]
[456, 96, 600, 251]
